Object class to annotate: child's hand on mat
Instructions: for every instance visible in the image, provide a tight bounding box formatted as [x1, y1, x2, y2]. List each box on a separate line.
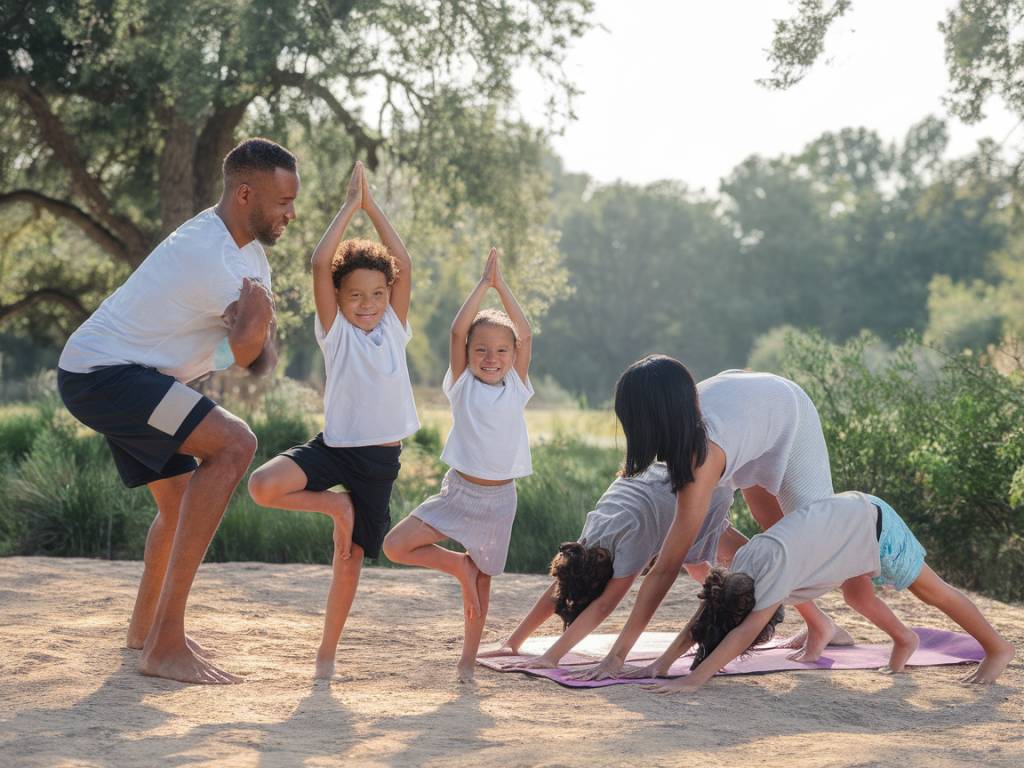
[476, 640, 519, 658]
[642, 677, 701, 695]
[345, 161, 363, 210]
[570, 655, 623, 681]
[619, 661, 669, 680]
[508, 653, 559, 670]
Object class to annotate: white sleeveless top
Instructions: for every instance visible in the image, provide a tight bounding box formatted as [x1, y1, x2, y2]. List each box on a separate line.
[317, 305, 420, 447]
[698, 370, 832, 511]
[439, 367, 533, 480]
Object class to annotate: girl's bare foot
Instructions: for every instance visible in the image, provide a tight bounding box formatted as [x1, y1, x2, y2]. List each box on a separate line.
[880, 627, 920, 674]
[127, 632, 213, 658]
[314, 657, 336, 680]
[456, 661, 476, 683]
[139, 644, 241, 684]
[962, 641, 1014, 685]
[779, 622, 855, 653]
[456, 554, 481, 619]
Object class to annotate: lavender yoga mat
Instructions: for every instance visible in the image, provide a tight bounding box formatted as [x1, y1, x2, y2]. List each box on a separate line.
[477, 628, 984, 688]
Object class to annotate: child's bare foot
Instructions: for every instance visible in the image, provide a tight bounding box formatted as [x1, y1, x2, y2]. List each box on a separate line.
[331, 494, 355, 560]
[456, 661, 476, 683]
[314, 657, 336, 680]
[779, 622, 854, 653]
[457, 554, 482, 619]
[786, 621, 850, 663]
[139, 644, 240, 684]
[962, 641, 1014, 685]
[880, 627, 920, 674]
[128, 632, 213, 658]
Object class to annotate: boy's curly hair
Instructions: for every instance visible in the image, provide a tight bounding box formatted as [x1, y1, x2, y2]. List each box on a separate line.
[550, 542, 614, 628]
[468, 308, 518, 344]
[689, 567, 784, 670]
[331, 238, 398, 290]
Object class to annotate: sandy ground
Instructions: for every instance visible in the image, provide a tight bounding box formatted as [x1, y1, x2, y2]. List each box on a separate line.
[0, 557, 1022, 768]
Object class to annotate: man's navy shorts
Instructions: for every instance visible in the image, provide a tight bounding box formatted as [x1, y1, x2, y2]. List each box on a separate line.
[58, 365, 216, 488]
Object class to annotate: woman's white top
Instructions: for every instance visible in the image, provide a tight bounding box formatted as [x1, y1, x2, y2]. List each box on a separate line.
[698, 370, 833, 514]
[59, 208, 270, 383]
[579, 463, 736, 578]
[316, 305, 420, 447]
[439, 367, 533, 480]
[730, 492, 881, 611]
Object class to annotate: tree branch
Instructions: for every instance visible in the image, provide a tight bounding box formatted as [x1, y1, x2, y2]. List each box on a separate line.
[0, 288, 89, 325]
[193, 100, 252, 210]
[0, 189, 139, 267]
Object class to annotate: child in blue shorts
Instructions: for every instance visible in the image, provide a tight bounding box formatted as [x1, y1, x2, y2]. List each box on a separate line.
[616, 491, 1014, 694]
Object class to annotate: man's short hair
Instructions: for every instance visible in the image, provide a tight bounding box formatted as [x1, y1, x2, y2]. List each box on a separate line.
[222, 138, 297, 181]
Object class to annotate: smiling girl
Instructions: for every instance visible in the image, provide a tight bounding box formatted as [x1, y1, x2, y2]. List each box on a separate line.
[383, 247, 533, 682]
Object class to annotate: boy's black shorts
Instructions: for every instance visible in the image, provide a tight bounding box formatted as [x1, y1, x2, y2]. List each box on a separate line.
[282, 433, 401, 559]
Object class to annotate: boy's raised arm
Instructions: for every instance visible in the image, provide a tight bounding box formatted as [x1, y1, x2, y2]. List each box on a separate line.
[311, 162, 363, 335]
[449, 249, 497, 381]
[492, 251, 532, 383]
[361, 172, 412, 326]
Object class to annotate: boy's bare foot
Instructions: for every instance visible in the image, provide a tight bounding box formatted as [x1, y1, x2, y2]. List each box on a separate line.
[962, 641, 1014, 685]
[139, 644, 241, 684]
[457, 554, 482, 619]
[880, 627, 920, 674]
[314, 657, 336, 680]
[331, 494, 355, 560]
[456, 661, 476, 683]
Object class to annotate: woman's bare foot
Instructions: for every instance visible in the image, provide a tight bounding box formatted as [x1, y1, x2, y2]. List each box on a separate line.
[879, 627, 920, 674]
[456, 661, 476, 683]
[314, 657, 336, 680]
[139, 644, 241, 684]
[456, 554, 481, 619]
[962, 641, 1014, 685]
[331, 494, 355, 560]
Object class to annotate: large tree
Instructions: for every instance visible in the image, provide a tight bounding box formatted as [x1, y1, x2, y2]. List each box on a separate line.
[0, 0, 592, 333]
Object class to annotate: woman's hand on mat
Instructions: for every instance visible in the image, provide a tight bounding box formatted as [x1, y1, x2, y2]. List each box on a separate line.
[476, 640, 519, 658]
[642, 677, 701, 695]
[570, 655, 623, 681]
[508, 653, 559, 670]
[619, 661, 669, 680]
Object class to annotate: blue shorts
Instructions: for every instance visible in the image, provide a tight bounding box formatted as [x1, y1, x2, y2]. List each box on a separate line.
[58, 365, 216, 488]
[867, 494, 926, 590]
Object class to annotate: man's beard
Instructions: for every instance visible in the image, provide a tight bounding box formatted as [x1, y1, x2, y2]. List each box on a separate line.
[249, 208, 281, 246]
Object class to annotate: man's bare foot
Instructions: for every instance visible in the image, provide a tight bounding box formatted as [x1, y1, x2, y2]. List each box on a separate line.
[879, 627, 920, 674]
[456, 554, 481, 619]
[314, 657, 336, 680]
[962, 641, 1014, 685]
[456, 661, 476, 683]
[139, 644, 241, 684]
[331, 494, 355, 560]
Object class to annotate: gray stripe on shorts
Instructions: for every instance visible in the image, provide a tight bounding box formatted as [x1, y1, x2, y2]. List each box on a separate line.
[147, 382, 203, 435]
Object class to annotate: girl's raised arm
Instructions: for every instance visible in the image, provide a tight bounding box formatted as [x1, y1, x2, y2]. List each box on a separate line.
[361, 171, 412, 326]
[311, 163, 363, 334]
[492, 252, 532, 383]
[449, 249, 497, 381]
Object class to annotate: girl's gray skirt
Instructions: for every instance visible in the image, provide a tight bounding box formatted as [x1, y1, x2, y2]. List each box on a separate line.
[410, 468, 517, 576]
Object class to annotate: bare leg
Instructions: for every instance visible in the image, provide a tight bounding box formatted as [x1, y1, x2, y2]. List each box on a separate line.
[382, 516, 481, 619]
[138, 407, 257, 684]
[743, 486, 853, 650]
[316, 543, 365, 679]
[842, 574, 919, 673]
[715, 524, 748, 568]
[458, 571, 491, 683]
[908, 565, 1014, 684]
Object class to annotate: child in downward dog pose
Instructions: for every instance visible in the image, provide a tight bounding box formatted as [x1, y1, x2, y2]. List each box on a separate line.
[622, 492, 1014, 693]
[383, 247, 533, 682]
[248, 162, 419, 678]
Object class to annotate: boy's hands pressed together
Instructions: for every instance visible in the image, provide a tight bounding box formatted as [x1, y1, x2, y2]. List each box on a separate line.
[360, 161, 377, 213]
[345, 161, 363, 210]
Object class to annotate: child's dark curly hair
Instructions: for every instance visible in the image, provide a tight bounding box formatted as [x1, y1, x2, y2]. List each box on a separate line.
[689, 567, 784, 670]
[331, 238, 398, 290]
[550, 542, 614, 628]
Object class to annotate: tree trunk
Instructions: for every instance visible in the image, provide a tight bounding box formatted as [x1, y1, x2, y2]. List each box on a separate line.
[193, 101, 251, 212]
[158, 108, 197, 238]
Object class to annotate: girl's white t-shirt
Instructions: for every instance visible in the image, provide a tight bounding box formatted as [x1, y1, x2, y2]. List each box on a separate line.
[316, 305, 420, 447]
[440, 367, 533, 480]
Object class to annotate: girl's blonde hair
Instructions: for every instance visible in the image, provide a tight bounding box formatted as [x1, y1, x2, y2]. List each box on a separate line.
[468, 308, 518, 344]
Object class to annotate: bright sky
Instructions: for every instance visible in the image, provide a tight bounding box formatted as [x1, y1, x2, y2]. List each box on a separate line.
[515, 0, 1022, 192]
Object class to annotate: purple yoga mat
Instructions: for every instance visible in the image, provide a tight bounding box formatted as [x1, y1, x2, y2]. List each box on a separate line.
[477, 628, 984, 688]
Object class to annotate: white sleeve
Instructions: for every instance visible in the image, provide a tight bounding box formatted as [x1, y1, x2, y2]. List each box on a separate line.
[443, 367, 470, 403]
[509, 370, 535, 405]
[384, 304, 413, 344]
[314, 311, 347, 355]
[203, 246, 257, 315]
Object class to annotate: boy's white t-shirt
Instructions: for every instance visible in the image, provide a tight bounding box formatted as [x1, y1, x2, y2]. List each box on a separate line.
[730, 491, 882, 611]
[58, 208, 270, 383]
[440, 367, 533, 480]
[317, 304, 420, 447]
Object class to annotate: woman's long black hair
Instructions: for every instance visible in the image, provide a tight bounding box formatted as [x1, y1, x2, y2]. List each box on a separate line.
[614, 355, 707, 493]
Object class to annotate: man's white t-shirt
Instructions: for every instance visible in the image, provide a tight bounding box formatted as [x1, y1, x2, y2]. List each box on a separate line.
[58, 208, 270, 383]
[316, 305, 420, 447]
[440, 367, 533, 480]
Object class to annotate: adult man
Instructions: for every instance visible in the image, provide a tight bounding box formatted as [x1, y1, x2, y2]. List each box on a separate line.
[57, 137, 299, 684]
